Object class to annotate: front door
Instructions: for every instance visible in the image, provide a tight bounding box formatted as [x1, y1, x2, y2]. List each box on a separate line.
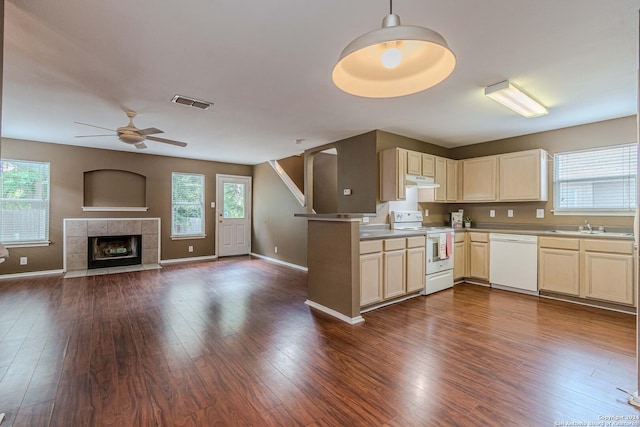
[216, 175, 252, 257]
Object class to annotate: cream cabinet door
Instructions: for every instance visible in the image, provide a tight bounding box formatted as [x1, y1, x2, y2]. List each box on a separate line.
[360, 252, 383, 306]
[469, 241, 489, 280]
[434, 157, 447, 201]
[538, 248, 580, 296]
[584, 252, 634, 305]
[446, 160, 457, 202]
[407, 151, 422, 175]
[383, 250, 406, 299]
[453, 241, 466, 281]
[379, 148, 407, 201]
[422, 154, 435, 177]
[498, 149, 548, 201]
[462, 156, 498, 201]
[406, 246, 425, 293]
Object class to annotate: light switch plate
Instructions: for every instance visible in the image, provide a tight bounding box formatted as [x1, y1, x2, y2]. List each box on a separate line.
[489, 210, 495, 218]
[362, 217, 369, 223]
[536, 209, 544, 218]
[211, 202, 215, 208]
[343, 188, 352, 196]
[507, 209, 514, 218]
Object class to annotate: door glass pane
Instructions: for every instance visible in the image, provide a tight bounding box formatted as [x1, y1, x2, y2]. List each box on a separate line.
[223, 183, 245, 218]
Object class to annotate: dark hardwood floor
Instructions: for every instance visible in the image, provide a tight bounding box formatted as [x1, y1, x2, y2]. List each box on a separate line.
[0, 256, 638, 426]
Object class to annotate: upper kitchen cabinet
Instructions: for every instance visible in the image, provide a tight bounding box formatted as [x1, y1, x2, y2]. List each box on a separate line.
[407, 151, 422, 176]
[380, 148, 407, 201]
[446, 159, 458, 202]
[461, 156, 498, 202]
[421, 154, 435, 177]
[434, 157, 447, 201]
[498, 149, 548, 201]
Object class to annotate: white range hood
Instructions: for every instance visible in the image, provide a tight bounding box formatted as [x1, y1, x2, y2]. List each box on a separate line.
[405, 174, 440, 189]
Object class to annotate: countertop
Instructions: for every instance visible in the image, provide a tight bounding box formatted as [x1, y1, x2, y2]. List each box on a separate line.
[359, 225, 634, 241]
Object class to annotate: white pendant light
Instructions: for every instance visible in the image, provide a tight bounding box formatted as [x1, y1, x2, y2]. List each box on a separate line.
[484, 80, 548, 118]
[332, 1, 456, 98]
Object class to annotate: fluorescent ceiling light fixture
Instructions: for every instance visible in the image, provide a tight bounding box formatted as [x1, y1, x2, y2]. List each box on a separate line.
[484, 80, 548, 118]
[332, 1, 456, 98]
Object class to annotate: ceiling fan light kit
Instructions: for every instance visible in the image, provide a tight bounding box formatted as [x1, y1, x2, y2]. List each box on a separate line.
[332, 0, 456, 98]
[75, 111, 188, 149]
[484, 80, 548, 118]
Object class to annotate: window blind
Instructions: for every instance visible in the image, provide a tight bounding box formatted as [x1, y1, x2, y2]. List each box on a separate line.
[171, 173, 205, 236]
[0, 159, 51, 244]
[553, 143, 637, 214]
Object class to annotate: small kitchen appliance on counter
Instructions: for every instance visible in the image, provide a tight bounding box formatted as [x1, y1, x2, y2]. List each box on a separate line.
[390, 211, 455, 295]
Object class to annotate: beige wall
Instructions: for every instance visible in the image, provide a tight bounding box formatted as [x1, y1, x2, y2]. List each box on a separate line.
[313, 153, 337, 213]
[0, 138, 251, 274]
[449, 116, 637, 229]
[277, 155, 304, 192]
[251, 162, 308, 267]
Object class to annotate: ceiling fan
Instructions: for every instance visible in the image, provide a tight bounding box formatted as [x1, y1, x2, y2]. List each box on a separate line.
[75, 111, 187, 149]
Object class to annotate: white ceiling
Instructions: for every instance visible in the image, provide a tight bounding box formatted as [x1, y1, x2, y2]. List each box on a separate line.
[3, 0, 640, 165]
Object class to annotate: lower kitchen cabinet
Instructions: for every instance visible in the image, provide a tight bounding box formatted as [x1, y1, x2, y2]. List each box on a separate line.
[383, 238, 407, 299]
[538, 237, 580, 296]
[360, 236, 427, 307]
[468, 232, 489, 281]
[360, 240, 383, 306]
[453, 232, 466, 281]
[406, 236, 426, 293]
[583, 240, 634, 305]
[538, 237, 635, 306]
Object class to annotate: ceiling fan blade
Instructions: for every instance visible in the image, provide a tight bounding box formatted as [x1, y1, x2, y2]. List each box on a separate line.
[135, 143, 147, 150]
[75, 134, 117, 138]
[146, 136, 187, 147]
[138, 127, 164, 136]
[74, 121, 116, 132]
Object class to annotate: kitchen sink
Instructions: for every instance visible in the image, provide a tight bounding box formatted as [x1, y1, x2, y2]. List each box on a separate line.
[549, 230, 633, 238]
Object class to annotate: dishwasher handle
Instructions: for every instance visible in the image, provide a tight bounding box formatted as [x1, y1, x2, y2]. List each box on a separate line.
[489, 233, 538, 244]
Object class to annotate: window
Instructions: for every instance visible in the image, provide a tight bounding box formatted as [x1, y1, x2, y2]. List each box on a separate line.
[0, 159, 50, 244]
[553, 143, 637, 215]
[171, 173, 205, 237]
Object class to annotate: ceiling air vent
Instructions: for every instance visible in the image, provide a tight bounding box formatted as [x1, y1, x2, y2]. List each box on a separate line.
[171, 95, 213, 110]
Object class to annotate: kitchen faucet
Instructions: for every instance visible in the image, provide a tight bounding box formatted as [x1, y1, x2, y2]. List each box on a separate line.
[584, 219, 592, 232]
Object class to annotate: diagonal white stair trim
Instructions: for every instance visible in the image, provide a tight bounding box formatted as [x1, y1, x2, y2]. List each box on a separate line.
[268, 160, 306, 207]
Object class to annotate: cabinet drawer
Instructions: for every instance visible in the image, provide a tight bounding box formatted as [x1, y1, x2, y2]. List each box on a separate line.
[384, 238, 406, 251]
[538, 237, 580, 250]
[360, 240, 383, 255]
[584, 239, 633, 255]
[468, 232, 488, 243]
[406, 236, 426, 248]
[454, 232, 465, 243]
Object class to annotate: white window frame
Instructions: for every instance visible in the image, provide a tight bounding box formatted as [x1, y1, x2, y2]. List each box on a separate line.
[0, 159, 51, 247]
[171, 172, 206, 239]
[552, 143, 637, 216]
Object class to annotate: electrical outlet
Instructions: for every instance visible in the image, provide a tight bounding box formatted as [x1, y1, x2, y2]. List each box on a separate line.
[20, 257, 27, 265]
[274, 246, 278, 254]
[536, 209, 544, 218]
[507, 209, 514, 218]
[362, 216, 369, 223]
[424, 209, 429, 217]
[188, 246, 193, 253]
[489, 210, 495, 218]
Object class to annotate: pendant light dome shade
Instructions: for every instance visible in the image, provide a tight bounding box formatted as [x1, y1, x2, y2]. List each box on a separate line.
[332, 13, 456, 98]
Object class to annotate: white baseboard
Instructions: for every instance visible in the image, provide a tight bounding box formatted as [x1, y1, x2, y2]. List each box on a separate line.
[250, 253, 307, 271]
[0, 269, 64, 280]
[305, 299, 365, 325]
[160, 255, 217, 265]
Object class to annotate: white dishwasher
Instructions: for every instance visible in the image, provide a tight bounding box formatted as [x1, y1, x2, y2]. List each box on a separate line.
[489, 233, 538, 295]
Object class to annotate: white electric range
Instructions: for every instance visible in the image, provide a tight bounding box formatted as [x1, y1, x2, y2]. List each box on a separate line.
[390, 211, 454, 295]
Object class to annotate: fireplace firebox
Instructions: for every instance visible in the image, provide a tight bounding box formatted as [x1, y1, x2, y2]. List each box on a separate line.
[88, 235, 142, 269]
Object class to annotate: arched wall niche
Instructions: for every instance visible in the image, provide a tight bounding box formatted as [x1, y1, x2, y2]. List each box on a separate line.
[83, 169, 147, 209]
